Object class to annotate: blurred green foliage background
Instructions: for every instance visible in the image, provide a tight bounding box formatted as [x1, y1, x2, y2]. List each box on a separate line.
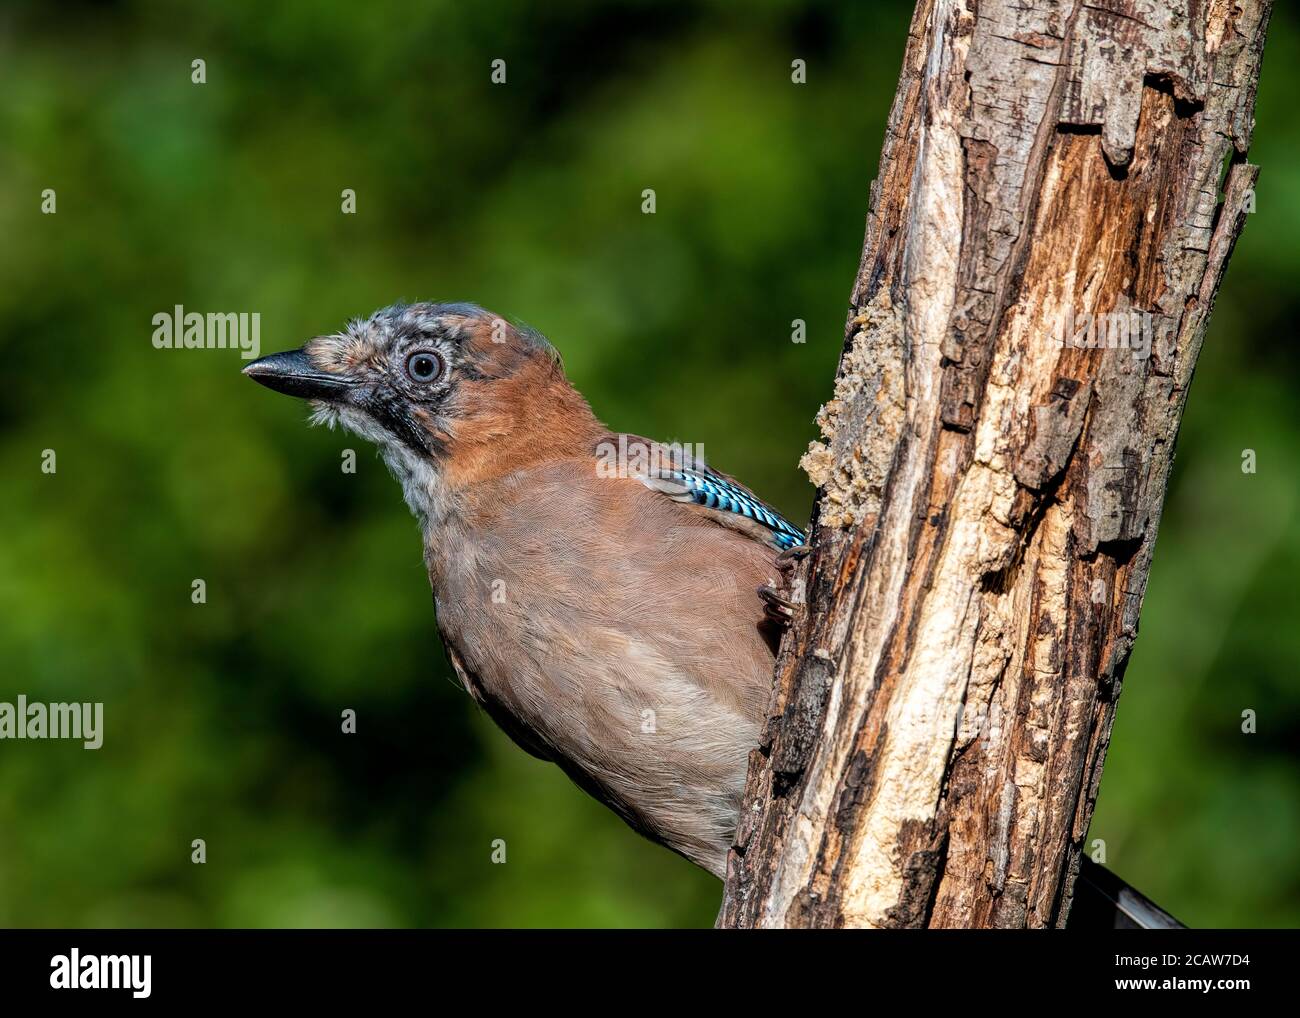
[0, 0, 1296, 928]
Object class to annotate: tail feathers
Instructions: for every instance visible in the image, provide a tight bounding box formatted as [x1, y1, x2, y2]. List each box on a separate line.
[1068, 856, 1186, 929]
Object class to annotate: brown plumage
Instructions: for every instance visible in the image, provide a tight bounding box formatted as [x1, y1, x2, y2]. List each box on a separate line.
[245, 302, 793, 876]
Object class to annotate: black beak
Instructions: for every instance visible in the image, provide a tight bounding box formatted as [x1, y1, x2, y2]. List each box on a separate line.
[243, 349, 353, 401]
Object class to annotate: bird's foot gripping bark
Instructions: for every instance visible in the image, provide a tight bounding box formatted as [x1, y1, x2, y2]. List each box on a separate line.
[758, 584, 795, 625]
[775, 543, 812, 574]
[760, 545, 809, 627]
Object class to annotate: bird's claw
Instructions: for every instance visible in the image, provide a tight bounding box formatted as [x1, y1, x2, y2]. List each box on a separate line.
[775, 544, 813, 573]
[758, 584, 796, 626]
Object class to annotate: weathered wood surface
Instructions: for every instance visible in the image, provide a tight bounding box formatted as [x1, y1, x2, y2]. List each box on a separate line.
[721, 0, 1272, 928]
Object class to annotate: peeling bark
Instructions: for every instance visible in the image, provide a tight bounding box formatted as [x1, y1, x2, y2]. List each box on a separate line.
[721, 0, 1272, 928]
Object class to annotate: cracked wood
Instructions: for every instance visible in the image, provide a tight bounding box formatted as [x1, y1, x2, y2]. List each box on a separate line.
[720, 0, 1272, 929]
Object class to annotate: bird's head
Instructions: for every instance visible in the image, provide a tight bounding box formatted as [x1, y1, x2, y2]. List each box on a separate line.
[245, 301, 599, 519]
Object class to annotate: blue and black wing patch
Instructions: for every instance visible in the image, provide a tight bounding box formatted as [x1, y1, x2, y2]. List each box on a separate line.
[648, 467, 807, 551]
[603, 434, 805, 551]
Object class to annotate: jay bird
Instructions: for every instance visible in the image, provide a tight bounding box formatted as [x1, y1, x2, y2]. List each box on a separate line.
[245, 301, 798, 879]
[245, 301, 1182, 927]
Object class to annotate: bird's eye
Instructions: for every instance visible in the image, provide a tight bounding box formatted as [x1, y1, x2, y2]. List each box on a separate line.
[405, 350, 444, 383]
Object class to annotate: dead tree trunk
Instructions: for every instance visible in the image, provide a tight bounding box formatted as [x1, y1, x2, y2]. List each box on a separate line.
[721, 0, 1272, 928]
